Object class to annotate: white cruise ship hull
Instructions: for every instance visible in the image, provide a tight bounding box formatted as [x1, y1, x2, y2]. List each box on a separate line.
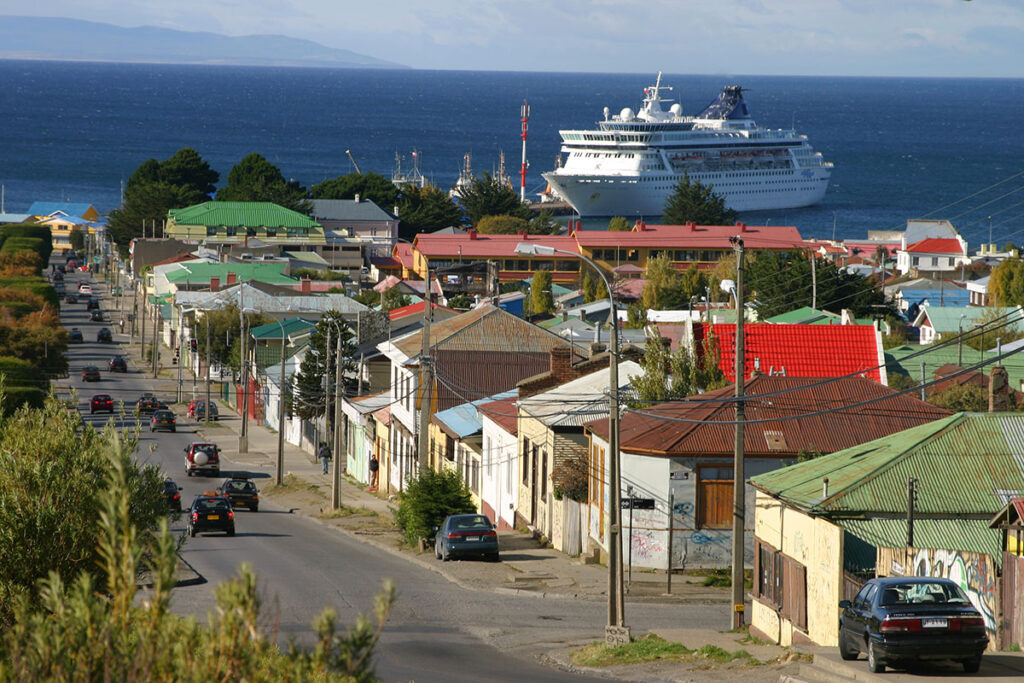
[543, 166, 832, 218]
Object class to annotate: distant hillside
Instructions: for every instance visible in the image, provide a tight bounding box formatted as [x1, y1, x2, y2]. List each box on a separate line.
[0, 16, 407, 69]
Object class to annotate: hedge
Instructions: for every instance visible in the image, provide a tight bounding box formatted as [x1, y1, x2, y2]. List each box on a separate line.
[0, 386, 47, 416]
[0, 278, 60, 310]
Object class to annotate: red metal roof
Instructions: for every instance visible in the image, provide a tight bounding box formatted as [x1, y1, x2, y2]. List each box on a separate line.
[574, 222, 803, 250]
[393, 242, 416, 268]
[413, 232, 581, 259]
[590, 376, 950, 456]
[904, 238, 964, 254]
[478, 394, 519, 436]
[388, 300, 458, 321]
[694, 323, 884, 383]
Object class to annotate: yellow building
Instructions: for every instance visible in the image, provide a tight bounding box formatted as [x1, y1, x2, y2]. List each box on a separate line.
[165, 201, 326, 249]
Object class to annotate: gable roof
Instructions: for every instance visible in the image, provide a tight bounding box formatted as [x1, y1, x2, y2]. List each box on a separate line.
[168, 201, 320, 229]
[163, 261, 295, 285]
[904, 238, 965, 254]
[520, 361, 643, 429]
[593, 376, 949, 455]
[479, 394, 519, 436]
[249, 317, 318, 340]
[912, 305, 1024, 333]
[693, 323, 885, 384]
[27, 202, 97, 220]
[310, 199, 396, 222]
[433, 390, 517, 440]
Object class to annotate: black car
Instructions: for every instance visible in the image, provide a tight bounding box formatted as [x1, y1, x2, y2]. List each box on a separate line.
[81, 365, 101, 382]
[187, 495, 235, 537]
[434, 513, 500, 562]
[90, 309, 104, 322]
[109, 355, 127, 372]
[839, 577, 988, 674]
[135, 396, 166, 415]
[97, 327, 112, 343]
[150, 409, 176, 433]
[68, 327, 83, 343]
[65, 292, 78, 304]
[163, 479, 182, 512]
[218, 477, 260, 511]
[86, 297, 100, 311]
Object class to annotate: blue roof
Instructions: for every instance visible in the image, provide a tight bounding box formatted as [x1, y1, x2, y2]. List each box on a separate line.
[433, 390, 517, 439]
[27, 202, 96, 219]
[900, 289, 970, 308]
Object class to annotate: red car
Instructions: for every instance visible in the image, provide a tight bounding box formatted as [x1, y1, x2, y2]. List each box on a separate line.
[184, 442, 221, 477]
[90, 394, 114, 414]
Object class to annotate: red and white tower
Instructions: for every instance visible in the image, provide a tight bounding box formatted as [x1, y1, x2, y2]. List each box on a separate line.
[519, 99, 530, 203]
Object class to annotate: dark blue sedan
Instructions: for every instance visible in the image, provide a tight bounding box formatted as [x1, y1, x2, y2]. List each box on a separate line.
[839, 576, 988, 674]
[434, 513, 499, 562]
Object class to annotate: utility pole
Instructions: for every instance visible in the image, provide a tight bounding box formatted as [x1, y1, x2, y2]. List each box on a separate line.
[140, 282, 146, 355]
[152, 301, 160, 378]
[730, 236, 746, 630]
[810, 253, 817, 310]
[332, 330, 343, 509]
[176, 308, 183, 402]
[239, 311, 249, 454]
[277, 321, 288, 486]
[906, 477, 918, 547]
[418, 272, 433, 473]
[205, 314, 212, 424]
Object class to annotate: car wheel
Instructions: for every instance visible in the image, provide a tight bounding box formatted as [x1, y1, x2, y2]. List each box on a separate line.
[962, 655, 982, 673]
[186, 470, 193, 477]
[188, 525, 196, 538]
[867, 639, 884, 674]
[227, 527, 235, 537]
[435, 541, 442, 560]
[839, 630, 859, 661]
[442, 545, 450, 562]
[251, 505, 258, 512]
[489, 552, 501, 563]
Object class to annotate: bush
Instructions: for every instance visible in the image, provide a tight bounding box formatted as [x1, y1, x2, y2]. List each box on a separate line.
[475, 214, 531, 235]
[394, 468, 476, 546]
[0, 386, 46, 415]
[927, 383, 988, 412]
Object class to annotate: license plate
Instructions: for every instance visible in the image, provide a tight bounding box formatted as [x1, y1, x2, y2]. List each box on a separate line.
[207, 515, 219, 520]
[465, 536, 479, 542]
[922, 618, 948, 628]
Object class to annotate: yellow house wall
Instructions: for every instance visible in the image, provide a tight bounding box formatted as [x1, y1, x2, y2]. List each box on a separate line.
[518, 413, 556, 536]
[752, 491, 843, 647]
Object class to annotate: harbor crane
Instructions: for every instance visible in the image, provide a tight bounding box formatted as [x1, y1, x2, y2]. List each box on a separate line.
[345, 149, 362, 175]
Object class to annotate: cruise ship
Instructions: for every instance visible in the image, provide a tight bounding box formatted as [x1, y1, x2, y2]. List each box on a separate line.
[541, 74, 832, 217]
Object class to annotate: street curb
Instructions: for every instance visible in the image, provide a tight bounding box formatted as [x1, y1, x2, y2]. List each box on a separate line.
[174, 552, 207, 588]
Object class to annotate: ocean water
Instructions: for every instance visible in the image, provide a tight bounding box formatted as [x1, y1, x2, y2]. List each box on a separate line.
[2, 60, 1023, 246]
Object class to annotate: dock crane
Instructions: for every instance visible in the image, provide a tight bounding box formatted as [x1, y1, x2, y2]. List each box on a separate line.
[345, 150, 362, 175]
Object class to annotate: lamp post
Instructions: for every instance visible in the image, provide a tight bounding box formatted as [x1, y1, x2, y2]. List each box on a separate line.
[958, 314, 966, 367]
[245, 308, 291, 486]
[724, 235, 746, 630]
[239, 307, 250, 454]
[514, 241, 627, 646]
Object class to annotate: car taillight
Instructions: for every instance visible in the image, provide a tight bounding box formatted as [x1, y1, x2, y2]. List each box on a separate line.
[252, 495, 259, 501]
[191, 512, 198, 521]
[880, 617, 922, 633]
[228, 511, 234, 519]
[482, 530, 497, 538]
[954, 616, 985, 630]
[173, 493, 180, 500]
[446, 532, 461, 539]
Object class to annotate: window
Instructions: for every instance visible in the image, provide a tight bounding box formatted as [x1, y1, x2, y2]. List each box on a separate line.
[226, 227, 237, 237]
[266, 228, 277, 238]
[696, 465, 733, 529]
[206, 227, 218, 237]
[541, 449, 548, 498]
[754, 539, 808, 631]
[522, 438, 530, 484]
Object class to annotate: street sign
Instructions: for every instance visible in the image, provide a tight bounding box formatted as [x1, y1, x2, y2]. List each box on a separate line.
[621, 497, 655, 510]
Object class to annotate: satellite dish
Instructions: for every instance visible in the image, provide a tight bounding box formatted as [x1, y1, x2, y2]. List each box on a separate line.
[669, 103, 682, 116]
[620, 107, 635, 121]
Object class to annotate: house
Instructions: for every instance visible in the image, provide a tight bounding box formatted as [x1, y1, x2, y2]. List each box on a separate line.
[368, 404, 392, 493]
[691, 322, 888, 385]
[765, 306, 876, 327]
[375, 304, 577, 494]
[309, 197, 399, 261]
[479, 393, 521, 530]
[967, 276, 990, 307]
[165, 201, 326, 251]
[411, 231, 582, 285]
[911, 305, 1024, 345]
[749, 412, 1024, 649]
[896, 236, 969, 277]
[884, 277, 970, 313]
[35, 211, 95, 252]
[340, 391, 393, 484]
[584, 377, 949, 570]
[516, 352, 642, 548]
[27, 202, 99, 222]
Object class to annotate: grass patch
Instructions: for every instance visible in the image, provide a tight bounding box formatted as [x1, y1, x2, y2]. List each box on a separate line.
[692, 568, 753, 589]
[693, 644, 752, 663]
[262, 473, 323, 496]
[319, 505, 380, 520]
[571, 634, 691, 667]
[1006, 643, 1022, 652]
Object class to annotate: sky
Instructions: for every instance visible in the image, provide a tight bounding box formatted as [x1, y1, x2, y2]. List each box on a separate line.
[3, 0, 1023, 78]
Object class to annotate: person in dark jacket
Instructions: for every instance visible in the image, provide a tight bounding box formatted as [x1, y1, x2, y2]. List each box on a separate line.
[318, 443, 331, 474]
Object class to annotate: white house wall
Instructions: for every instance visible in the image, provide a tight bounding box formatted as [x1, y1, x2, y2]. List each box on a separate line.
[481, 415, 519, 530]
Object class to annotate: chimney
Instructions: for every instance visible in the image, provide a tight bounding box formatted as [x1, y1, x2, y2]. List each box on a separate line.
[468, 229, 478, 240]
[822, 477, 829, 499]
[687, 221, 696, 232]
[301, 277, 311, 295]
[393, 205, 399, 217]
[589, 342, 607, 358]
[990, 365, 1011, 412]
[209, 276, 220, 292]
[354, 193, 361, 203]
[226, 271, 237, 285]
[550, 345, 572, 379]
[736, 222, 748, 233]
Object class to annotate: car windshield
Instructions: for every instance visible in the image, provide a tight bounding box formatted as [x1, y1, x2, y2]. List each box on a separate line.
[451, 516, 492, 530]
[194, 444, 217, 456]
[196, 499, 230, 513]
[163, 481, 177, 493]
[879, 582, 970, 606]
[228, 480, 256, 492]
[154, 411, 173, 419]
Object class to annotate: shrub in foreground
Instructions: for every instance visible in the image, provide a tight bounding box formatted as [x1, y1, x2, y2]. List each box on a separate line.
[394, 467, 475, 546]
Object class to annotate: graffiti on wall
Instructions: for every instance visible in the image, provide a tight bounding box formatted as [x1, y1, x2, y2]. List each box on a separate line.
[910, 548, 998, 635]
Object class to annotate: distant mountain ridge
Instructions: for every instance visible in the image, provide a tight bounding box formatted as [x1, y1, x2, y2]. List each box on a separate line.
[0, 16, 407, 69]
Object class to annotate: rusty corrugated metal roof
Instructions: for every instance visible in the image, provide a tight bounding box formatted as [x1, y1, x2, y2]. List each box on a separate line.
[479, 395, 519, 436]
[434, 349, 552, 413]
[594, 376, 949, 457]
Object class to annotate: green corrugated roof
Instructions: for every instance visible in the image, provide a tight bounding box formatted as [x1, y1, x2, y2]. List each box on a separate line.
[250, 318, 317, 340]
[168, 202, 321, 229]
[164, 262, 295, 284]
[767, 306, 841, 324]
[254, 343, 303, 372]
[921, 305, 1024, 333]
[884, 342, 1024, 390]
[750, 413, 1024, 517]
[837, 519, 1002, 558]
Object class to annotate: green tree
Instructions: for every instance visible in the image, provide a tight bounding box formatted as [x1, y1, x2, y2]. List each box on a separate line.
[582, 269, 601, 303]
[381, 287, 411, 312]
[662, 175, 738, 226]
[292, 312, 356, 420]
[608, 216, 632, 231]
[310, 171, 399, 207]
[197, 306, 271, 374]
[627, 333, 725, 407]
[476, 214, 531, 235]
[989, 257, 1024, 306]
[216, 153, 311, 213]
[641, 253, 682, 310]
[158, 147, 219, 199]
[530, 209, 561, 235]
[531, 270, 555, 315]
[456, 172, 531, 224]
[927, 383, 987, 412]
[394, 184, 465, 239]
[963, 308, 1024, 351]
[394, 468, 475, 547]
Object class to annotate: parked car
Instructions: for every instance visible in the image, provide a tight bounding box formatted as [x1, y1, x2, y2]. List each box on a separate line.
[838, 577, 988, 674]
[68, 327, 83, 343]
[78, 283, 92, 295]
[184, 442, 221, 477]
[86, 297, 100, 310]
[186, 494, 235, 537]
[109, 355, 127, 372]
[96, 327, 112, 343]
[90, 309, 105, 322]
[434, 513, 500, 562]
[217, 476, 259, 511]
[188, 399, 219, 421]
[65, 292, 78, 304]
[150, 409, 177, 433]
[89, 393, 114, 414]
[163, 479, 182, 512]
[81, 366, 101, 382]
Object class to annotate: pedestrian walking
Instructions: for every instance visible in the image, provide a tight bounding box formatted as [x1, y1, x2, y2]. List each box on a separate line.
[318, 442, 331, 475]
[119, 318, 125, 333]
[368, 455, 379, 491]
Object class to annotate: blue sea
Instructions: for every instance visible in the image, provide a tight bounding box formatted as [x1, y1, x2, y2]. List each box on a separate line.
[2, 60, 1024, 246]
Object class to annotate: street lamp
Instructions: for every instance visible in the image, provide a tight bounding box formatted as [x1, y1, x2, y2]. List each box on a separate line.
[514, 241, 628, 646]
[244, 307, 292, 486]
[724, 235, 746, 629]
